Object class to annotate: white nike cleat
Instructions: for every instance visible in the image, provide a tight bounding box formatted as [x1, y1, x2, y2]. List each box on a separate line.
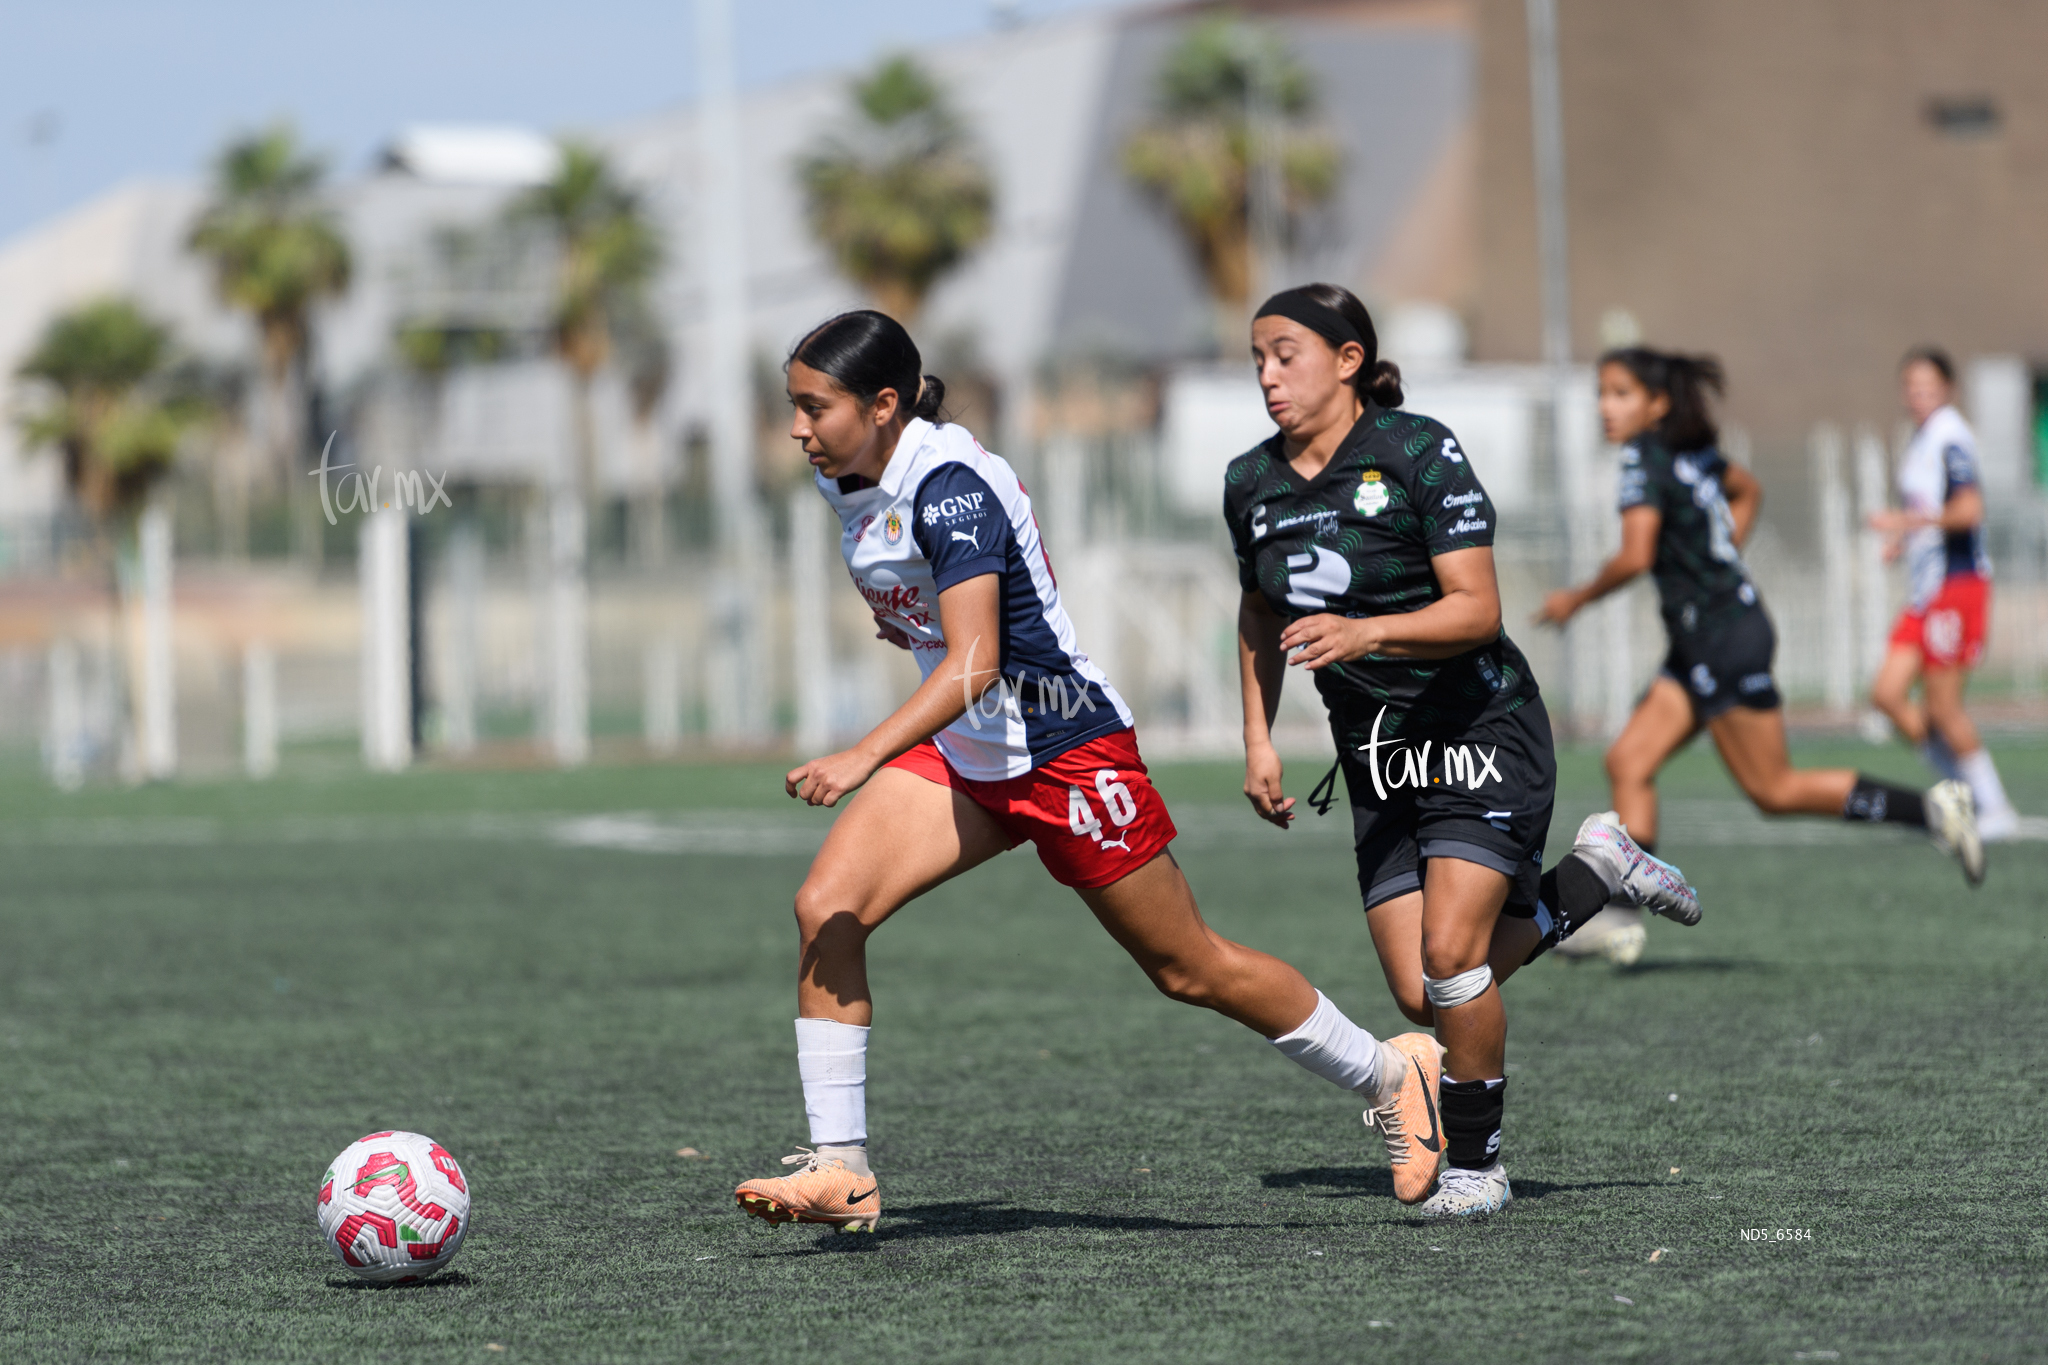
[1573, 812, 1701, 927]
[1418, 1162, 1512, 1218]
[1926, 780, 1986, 885]
[1552, 904, 1647, 965]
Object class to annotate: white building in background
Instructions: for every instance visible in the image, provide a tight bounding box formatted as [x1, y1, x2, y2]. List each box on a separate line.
[0, 1, 1478, 519]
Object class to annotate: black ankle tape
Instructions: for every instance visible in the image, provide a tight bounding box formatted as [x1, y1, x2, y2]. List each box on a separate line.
[1440, 1077, 1505, 1170]
[1844, 775, 1926, 828]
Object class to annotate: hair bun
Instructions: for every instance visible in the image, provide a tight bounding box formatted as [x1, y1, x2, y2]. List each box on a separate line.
[1367, 358, 1404, 409]
[913, 373, 947, 421]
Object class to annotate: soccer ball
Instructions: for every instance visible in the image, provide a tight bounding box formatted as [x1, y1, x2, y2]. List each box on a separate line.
[316, 1131, 470, 1282]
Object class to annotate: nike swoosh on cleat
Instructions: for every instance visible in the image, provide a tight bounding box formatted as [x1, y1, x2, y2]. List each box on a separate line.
[847, 1186, 877, 1204]
[1412, 1058, 1443, 1153]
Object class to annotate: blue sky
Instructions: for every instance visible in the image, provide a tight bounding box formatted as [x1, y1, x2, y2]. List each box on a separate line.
[0, 0, 1126, 241]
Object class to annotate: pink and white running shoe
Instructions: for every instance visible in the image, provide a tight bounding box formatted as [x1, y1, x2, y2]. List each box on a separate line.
[1572, 811, 1701, 926]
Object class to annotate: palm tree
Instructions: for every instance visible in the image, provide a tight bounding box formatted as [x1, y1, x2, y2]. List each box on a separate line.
[507, 142, 663, 500]
[15, 297, 207, 780]
[187, 123, 351, 560]
[798, 54, 994, 323]
[15, 299, 198, 530]
[505, 142, 663, 764]
[1122, 16, 1340, 330]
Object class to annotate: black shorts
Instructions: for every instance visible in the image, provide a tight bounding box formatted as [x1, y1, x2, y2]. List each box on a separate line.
[1660, 606, 1782, 723]
[1336, 695, 1557, 915]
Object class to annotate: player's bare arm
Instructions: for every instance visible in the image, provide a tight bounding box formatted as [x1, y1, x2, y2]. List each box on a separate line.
[1869, 483, 1984, 540]
[1281, 546, 1502, 670]
[1237, 590, 1294, 828]
[1536, 506, 1659, 626]
[786, 573, 1001, 807]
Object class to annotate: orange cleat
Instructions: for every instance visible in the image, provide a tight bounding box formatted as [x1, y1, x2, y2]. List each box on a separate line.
[734, 1148, 881, 1232]
[1363, 1032, 1446, 1204]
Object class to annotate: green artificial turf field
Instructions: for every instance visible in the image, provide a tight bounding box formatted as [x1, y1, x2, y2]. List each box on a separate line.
[3, 738, 2045, 1362]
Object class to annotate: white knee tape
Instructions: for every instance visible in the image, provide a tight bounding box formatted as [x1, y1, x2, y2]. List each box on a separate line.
[1424, 964, 1493, 1009]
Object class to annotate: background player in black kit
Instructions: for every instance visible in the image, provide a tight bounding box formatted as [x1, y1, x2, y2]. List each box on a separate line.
[1538, 348, 1984, 963]
[1229, 286, 1702, 1218]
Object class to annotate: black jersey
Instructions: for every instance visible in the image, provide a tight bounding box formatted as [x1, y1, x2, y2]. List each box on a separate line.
[1223, 404, 1542, 749]
[1616, 435, 1759, 634]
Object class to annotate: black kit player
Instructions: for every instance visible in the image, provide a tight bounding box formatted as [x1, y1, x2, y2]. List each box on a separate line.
[1538, 348, 1984, 964]
[1229, 285, 1702, 1217]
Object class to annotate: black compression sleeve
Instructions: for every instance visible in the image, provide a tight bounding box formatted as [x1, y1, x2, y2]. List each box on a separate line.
[1843, 775, 1927, 829]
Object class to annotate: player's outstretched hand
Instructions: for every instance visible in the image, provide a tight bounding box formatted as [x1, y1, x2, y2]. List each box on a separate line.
[1244, 742, 1295, 829]
[787, 748, 882, 807]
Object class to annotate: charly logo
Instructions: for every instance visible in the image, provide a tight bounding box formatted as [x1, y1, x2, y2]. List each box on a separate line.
[1358, 705, 1501, 801]
[883, 509, 904, 545]
[1354, 471, 1390, 518]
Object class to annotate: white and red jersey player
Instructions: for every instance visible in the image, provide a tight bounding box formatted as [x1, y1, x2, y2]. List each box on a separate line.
[819, 417, 1133, 783]
[1891, 402, 1991, 669]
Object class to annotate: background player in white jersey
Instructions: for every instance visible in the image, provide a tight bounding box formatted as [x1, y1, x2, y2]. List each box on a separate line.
[732, 311, 1444, 1233]
[1228, 285, 1701, 1218]
[1539, 349, 1985, 964]
[1869, 348, 2017, 840]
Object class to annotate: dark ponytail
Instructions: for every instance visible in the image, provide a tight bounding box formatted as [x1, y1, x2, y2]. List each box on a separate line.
[1598, 345, 1724, 452]
[1254, 282, 1404, 409]
[787, 309, 947, 425]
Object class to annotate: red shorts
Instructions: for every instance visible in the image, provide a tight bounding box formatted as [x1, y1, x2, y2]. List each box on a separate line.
[884, 729, 1178, 888]
[1890, 574, 1989, 669]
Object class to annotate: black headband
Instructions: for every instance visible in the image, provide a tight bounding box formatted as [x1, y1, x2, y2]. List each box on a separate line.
[1254, 288, 1366, 352]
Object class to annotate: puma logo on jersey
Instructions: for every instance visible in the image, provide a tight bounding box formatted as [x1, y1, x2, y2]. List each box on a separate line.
[951, 528, 981, 550]
[1100, 833, 1131, 852]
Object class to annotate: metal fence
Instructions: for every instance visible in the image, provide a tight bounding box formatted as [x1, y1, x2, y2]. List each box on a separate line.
[9, 399, 2048, 785]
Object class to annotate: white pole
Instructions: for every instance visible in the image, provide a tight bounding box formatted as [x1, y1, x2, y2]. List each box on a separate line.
[137, 501, 176, 779]
[243, 642, 278, 779]
[546, 490, 590, 766]
[1526, 0, 1571, 375]
[643, 638, 681, 753]
[1556, 377, 1604, 732]
[1852, 426, 1890, 685]
[46, 637, 84, 791]
[443, 523, 482, 755]
[360, 505, 413, 772]
[789, 486, 834, 754]
[1525, 0, 1586, 730]
[696, 0, 766, 743]
[1041, 434, 1086, 556]
[1813, 424, 1855, 715]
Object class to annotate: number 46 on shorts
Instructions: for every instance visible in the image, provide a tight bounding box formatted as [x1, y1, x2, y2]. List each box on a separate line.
[1068, 770, 1138, 842]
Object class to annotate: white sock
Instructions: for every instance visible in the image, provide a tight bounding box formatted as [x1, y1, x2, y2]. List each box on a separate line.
[1920, 734, 1962, 782]
[1269, 991, 1383, 1095]
[1958, 748, 2014, 816]
[795, 1017, 868, 1147]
